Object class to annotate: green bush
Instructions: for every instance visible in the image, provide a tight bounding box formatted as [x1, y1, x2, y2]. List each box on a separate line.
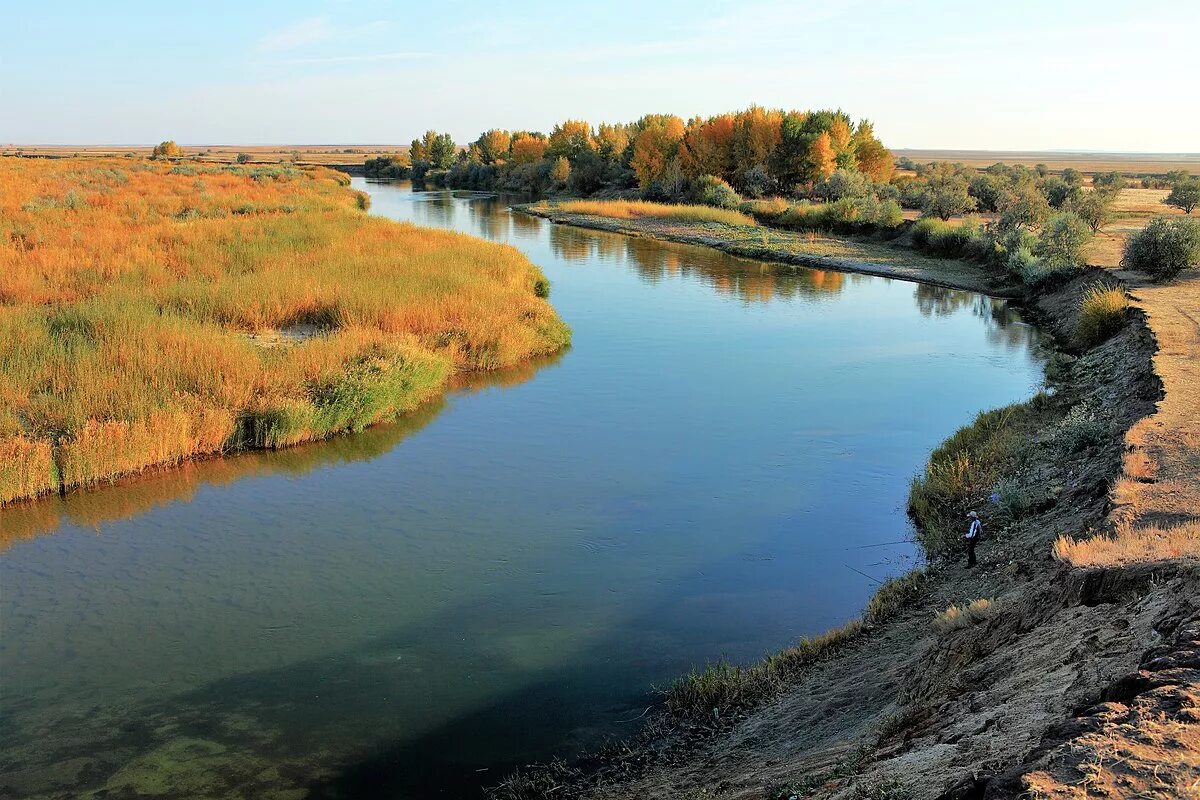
[1035, 211, 1092, 271]
[694, 174, 742, 209]
[1121, 216, 1200, 282]
[910, 218, 983, 259]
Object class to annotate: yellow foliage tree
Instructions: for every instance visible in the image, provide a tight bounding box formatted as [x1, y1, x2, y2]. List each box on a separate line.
[152, 140, 183, 158]
[630, 116, 685, 188]
[807, 132, 836, 181]
[509, 134, 547, 165]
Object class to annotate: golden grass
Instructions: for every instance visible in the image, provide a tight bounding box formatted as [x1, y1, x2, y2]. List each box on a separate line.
[1053, 520, 1200, 567]
[1076, 284, 1129, 345]
[0, 156, 569, 503]
[553, 199, 757, 227]
[932, 598, 995, 632]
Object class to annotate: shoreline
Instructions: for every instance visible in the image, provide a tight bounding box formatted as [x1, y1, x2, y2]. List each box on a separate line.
[515, 201, 1020, 298]
[490, 210, 1200, 798]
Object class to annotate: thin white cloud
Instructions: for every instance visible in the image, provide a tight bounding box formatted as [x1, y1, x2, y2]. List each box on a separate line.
[258, 51, 428, 66]
[257, 17, 334, 52]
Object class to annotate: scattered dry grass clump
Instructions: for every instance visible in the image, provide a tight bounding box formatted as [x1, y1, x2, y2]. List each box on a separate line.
[665, 619, 864, 721]
[0, 157, 569, 504]
[1053, 520, 1200, 567]
[554, 199, 757, 227]
[932, 599, 995, 632]
[1076, 284, 1129, 346]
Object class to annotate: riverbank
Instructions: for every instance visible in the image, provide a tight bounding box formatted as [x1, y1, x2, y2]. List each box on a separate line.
[488, 260, 1200, 793]
[518, 200, 1015, 297]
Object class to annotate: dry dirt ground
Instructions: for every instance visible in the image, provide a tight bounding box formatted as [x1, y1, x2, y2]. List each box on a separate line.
[497, 265, 1200, 798]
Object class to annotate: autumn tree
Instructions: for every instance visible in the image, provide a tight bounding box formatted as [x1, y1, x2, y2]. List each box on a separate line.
[629, 115, 685, 189]
[546, 120, 595, 163]
[508, 133, 547, 165]
[549, 156, 571, 186]
[595, 123, 631, 162]
[731, 106, 782, 185]
[851, 121, 894, 182]
[474, 129, 512, 164]
[678, 114, 735, 180]
[152, 140, 182, 158]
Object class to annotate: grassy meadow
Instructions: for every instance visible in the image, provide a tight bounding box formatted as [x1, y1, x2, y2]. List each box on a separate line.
[0, 157, 569, 504]
[551, 198, 757, 227]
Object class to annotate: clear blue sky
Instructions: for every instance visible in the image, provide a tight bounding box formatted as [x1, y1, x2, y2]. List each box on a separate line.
[3, 0, 1197, 151]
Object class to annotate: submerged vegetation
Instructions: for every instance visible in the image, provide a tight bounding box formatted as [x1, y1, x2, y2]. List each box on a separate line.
[0, 157, 569, 504]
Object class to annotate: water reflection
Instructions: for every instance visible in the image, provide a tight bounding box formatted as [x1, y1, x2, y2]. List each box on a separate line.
[0, 352, 564, 550]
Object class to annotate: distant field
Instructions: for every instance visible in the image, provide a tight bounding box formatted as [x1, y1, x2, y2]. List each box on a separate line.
[894, 149, 1200, 175]
[0, 144, 409, 166]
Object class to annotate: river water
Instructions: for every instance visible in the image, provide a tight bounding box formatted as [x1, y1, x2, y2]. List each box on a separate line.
[0, 181, 1046, 798]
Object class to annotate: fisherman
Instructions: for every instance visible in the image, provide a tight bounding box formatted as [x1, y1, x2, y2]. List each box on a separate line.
[964, 511, 982, 567]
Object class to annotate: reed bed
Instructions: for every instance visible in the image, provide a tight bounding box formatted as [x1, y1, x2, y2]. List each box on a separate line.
[0, 157, 569, 503]
[553, 199, 757, 227]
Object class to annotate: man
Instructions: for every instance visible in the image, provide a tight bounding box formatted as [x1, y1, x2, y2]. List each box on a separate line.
[964, 511, 982, 567]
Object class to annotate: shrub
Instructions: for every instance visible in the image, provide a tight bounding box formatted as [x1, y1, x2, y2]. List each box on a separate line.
[1076, 284, 1128, 346]
[694, 174, 742, 209]
[1121, 216, 1200, 281]
[932, 599, 994, 632]
[1069, 189, 1116, 233]
[235, 152, 251, 164]
[1035, 212, 1092, 271]
[920, 174, 976, 220]
[814, 168, 873, 202]
[1092, 171, 1127, 192]
[739, 164, 775, 199]
[1164, 177, 1200, 214]
[910, 218, 982, 259]
[1055, 404, 1109, 452]
[990, 476, 1038, 523]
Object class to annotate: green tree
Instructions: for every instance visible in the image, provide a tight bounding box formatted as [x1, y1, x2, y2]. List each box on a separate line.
[1035, 212, 1093, 270]
[1069, 190, 1116, 233]
[1092, 171, 1126, 193]
[998, 183, 1051, 232]
[1122, 217, 1200, 281]
[920, 171, 976, 220]
[235, 152, 251, 164]
[428, 133, 456, 169]
[1164, 178, 1200, 214]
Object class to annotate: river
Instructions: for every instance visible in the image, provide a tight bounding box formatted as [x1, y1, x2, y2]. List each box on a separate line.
[0, 181, 1046, 798]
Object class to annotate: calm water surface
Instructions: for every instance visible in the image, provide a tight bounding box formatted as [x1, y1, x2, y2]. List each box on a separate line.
[0, 181, 1046, 798]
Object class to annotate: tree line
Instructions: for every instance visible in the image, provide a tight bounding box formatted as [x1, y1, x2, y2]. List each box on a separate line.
[369, 107, 893, 200]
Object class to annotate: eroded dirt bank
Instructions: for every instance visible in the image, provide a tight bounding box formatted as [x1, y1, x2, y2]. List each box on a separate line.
[489, 266, 1200, 799]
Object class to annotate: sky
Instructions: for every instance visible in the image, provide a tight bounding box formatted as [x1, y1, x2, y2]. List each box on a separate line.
[3, 0, 1198, 152]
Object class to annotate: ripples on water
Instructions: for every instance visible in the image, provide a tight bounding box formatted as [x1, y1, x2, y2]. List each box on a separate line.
[0, 182, 1046, 798]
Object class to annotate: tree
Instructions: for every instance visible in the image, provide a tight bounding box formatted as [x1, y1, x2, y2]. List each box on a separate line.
[998, 183, 1051, 231]
[629, 116, 684, 189]
[1092, 171, 1126, 193]
[509, 133, 547, 165]
[595, 123, 631, 163]
[428, 133, 456, 169]
[1069, 189, 1116, 233]
[921, 172, 976, 220]
[475, 129, 511, 164]
[235, 152, 251, 164]
[851, 121, 894, 182]
[731, 106, 783, 182]
[1164, 178, 1200, 214]
[1122, 217, 1200, 281]
[814, 168, 873, 202]
[549, 156, 571, 187]
[968, 173, 1007, 212]
[1035, 212, 1093, 270]
[1041, 176, 1081, 208]
[546, 120, 594, 163]
[678, 114, 735, 180]
[152, 140, 182, 158]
